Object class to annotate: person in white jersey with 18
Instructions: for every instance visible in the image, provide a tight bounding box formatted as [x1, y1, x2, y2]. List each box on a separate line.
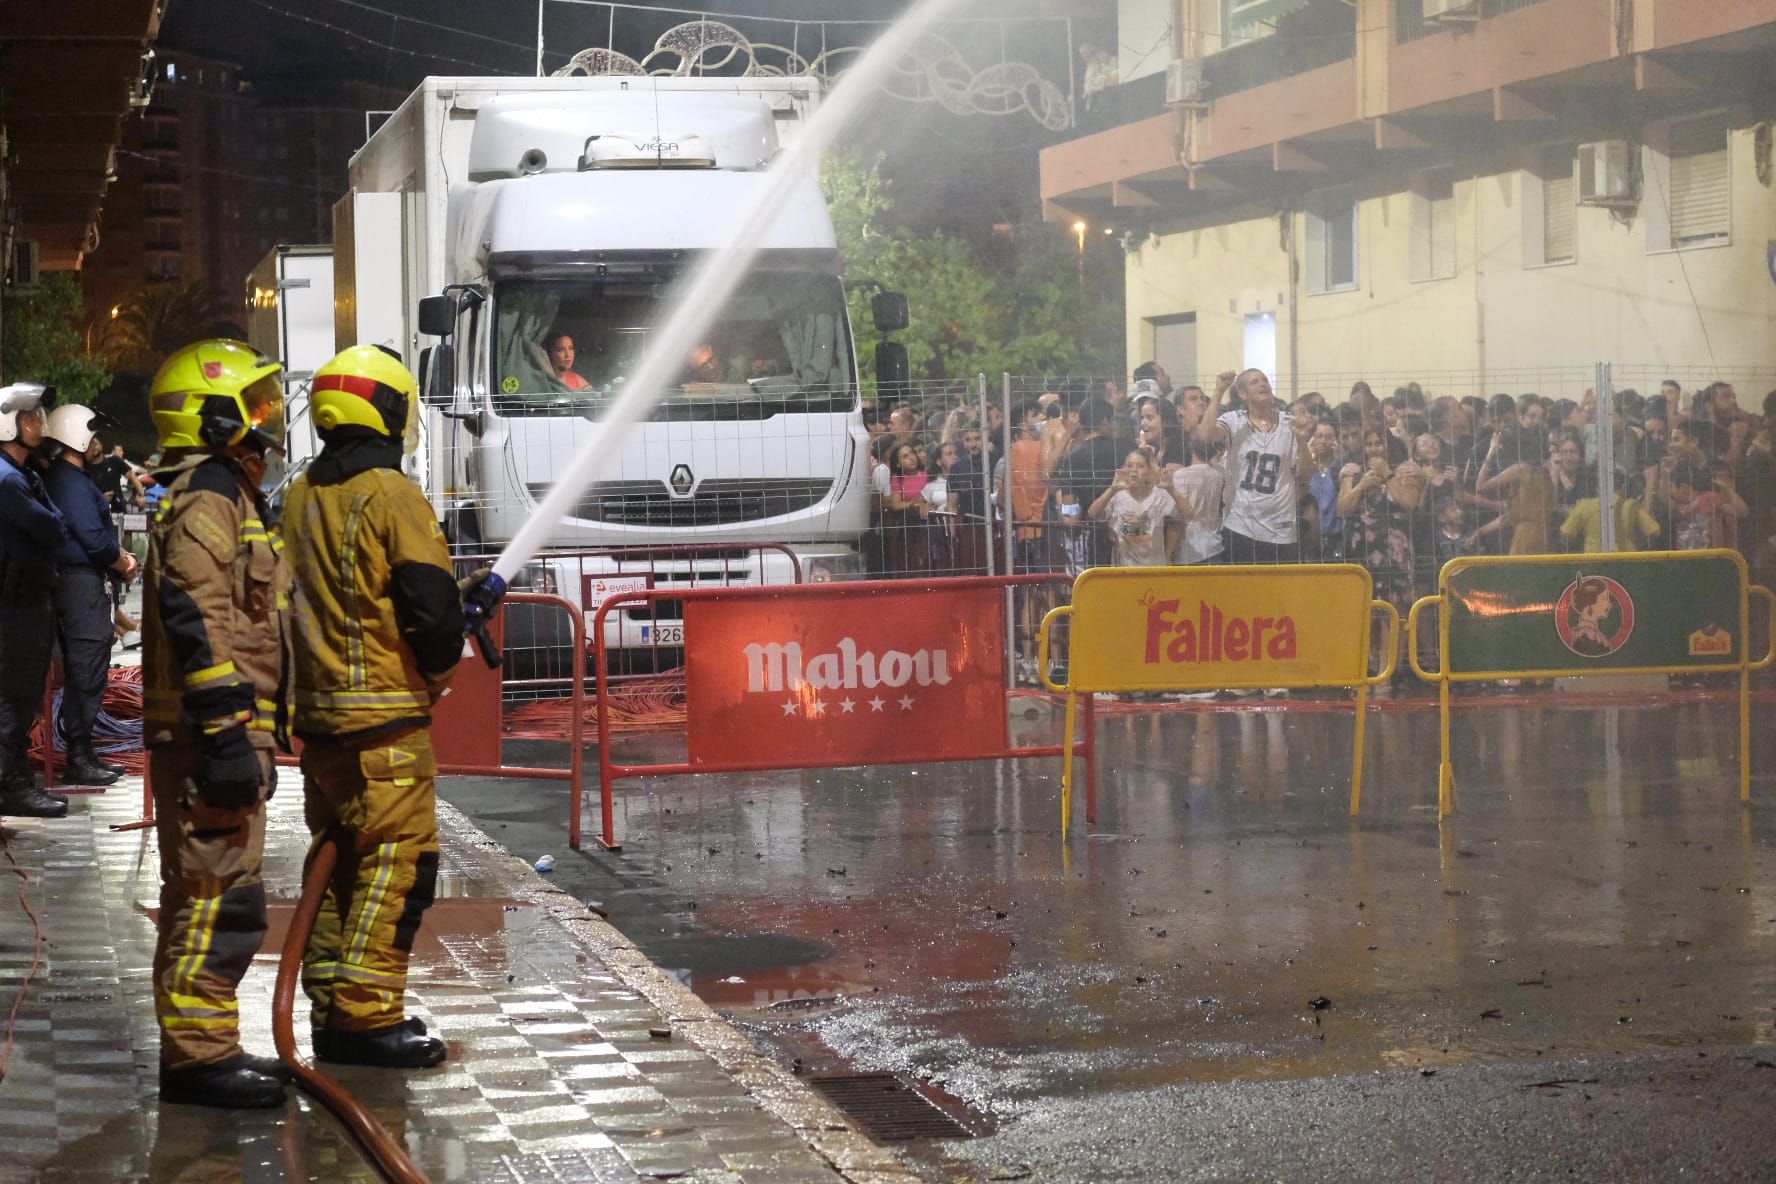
[1191, 368, 1314, 564]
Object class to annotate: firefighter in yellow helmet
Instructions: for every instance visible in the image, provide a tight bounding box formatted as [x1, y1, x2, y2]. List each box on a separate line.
[283, 344, 465, 1068]
[142, 339, 295, 1108]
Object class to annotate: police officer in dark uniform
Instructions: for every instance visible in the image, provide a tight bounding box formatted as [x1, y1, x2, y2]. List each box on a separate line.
[43, 405, 138, 786]
[0, 383, 71, 819]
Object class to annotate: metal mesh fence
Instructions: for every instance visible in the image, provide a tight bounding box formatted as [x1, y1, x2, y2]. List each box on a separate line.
[448, 363, 1773, 739]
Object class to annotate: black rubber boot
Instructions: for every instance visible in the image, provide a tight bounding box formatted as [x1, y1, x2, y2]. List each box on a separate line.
[0, 772, 69, 819]
[159, 1055, 288, 1109]
[239, 1053, 296, 1084]
[316, 1018, 446, 1069]
[63, 746, 121, 787]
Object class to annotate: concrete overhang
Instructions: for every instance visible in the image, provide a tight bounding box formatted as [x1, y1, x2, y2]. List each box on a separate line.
[1039, 0, 1776, 223]
[2, 0, 161, 269]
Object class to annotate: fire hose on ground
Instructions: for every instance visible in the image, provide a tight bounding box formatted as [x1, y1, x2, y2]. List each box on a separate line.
[273, 830, 431, 1184]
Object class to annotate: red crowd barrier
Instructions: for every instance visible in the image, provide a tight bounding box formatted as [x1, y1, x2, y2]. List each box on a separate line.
[588, 573, 1093, 852]
[431, 592, 588, 845]
[115, 593, 588, 844]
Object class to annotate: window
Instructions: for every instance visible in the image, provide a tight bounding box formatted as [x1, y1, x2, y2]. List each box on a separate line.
[1149, 314, 1197, 392]
[1644, 116, 1731, 253]
[1224, 0, 1312, 44]
[1519, 149, 1574, 268]
[1542, 168, 1575, 263]
[1306, 199, 1358, 294]
[1410, 172, 1456, 282]
[1666, 119, 1728, 246]
[491, 269, 854, 418]
[1242, 311, 1277, 377]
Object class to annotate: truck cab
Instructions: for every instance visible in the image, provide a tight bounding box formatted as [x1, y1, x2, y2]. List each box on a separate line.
[342, 77, 885, 653]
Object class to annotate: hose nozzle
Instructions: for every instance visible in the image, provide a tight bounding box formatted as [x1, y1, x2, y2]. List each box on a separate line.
[460, 569, 507, 669]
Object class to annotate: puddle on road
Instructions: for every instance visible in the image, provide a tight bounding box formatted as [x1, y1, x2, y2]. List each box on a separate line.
[255, 896, 540, 969]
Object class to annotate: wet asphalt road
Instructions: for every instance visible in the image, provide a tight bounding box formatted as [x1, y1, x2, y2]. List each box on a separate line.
[442, 693, 1776, 1181]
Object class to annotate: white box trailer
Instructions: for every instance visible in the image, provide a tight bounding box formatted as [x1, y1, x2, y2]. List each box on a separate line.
[246, 243, 336, 483]
[333, 75, 882, 654]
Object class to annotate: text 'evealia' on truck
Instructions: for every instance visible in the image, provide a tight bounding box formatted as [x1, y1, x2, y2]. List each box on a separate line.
[331, 75, 909, 659]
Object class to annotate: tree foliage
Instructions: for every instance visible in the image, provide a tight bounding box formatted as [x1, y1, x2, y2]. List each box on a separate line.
[100, 281, 241, 377]
[822, 151, 1125, 397]
[0, 273, 111, 405]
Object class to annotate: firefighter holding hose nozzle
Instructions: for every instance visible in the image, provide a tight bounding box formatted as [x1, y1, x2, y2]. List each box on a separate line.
[143, 340, 296, 1108]
[284, 345, 471, 1069]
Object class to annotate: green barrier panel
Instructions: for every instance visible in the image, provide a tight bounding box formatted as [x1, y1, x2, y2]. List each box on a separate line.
[1409, 548, 1776, 820]
[1442, 550, 1745, 678]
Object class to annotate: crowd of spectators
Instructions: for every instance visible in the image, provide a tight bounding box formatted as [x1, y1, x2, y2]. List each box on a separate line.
[861, 367, 1776, 689]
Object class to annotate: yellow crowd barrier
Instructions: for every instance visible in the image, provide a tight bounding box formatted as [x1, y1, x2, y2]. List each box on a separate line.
[1407, 549, 1776, 820]
[1040, 564, 1398, 833]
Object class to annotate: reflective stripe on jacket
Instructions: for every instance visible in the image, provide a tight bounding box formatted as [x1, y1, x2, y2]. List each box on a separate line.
[283, 464, 463, 740]
[142, 453, 293, 748]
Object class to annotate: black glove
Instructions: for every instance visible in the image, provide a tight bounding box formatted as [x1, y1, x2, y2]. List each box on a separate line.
[198, 727, 264, 810]
[459, 568, 507, 669]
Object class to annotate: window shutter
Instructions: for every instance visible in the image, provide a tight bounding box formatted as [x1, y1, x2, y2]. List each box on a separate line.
[1430, 191, 1456, 278]
[1542, 171, 1575, 262]
[1328, 204, 1357, 289]
[1409, 191, 1430, 282]
[1669, 147, 1729, 244]
[1305, 209, 1327, 294]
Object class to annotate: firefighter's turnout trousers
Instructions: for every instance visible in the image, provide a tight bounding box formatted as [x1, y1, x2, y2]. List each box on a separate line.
[143, 455, 291, 1071]
[299, 732, 439, 1032]
[283, 453, 463, 1034]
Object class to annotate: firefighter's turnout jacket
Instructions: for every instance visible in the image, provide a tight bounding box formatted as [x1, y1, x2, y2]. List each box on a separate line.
[283, 445, 463, 741]
[282, 438, 464, 1033]
[142, 452, 292, 1070]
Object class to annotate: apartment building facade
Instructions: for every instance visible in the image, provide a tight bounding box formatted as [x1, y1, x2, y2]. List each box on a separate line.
[1043, 0, 1776, 396]
[81, 50, 400, 338]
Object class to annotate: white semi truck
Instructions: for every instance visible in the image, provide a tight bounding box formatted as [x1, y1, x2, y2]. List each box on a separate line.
[333, 75, 900, 653]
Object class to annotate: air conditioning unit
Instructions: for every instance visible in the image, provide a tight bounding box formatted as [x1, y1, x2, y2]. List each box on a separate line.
[7, 238, 40, 291]
[1576, 140, 1638, 206]
[1165, 59, 1208, 108]
[1423, 0, 1480, 22]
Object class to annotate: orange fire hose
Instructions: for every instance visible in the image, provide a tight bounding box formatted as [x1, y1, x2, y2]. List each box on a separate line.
[273, 832, 431, 1184]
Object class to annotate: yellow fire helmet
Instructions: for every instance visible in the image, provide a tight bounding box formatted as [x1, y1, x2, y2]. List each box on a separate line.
[311, 344, 421, 456]
[150, 339, 285, 452]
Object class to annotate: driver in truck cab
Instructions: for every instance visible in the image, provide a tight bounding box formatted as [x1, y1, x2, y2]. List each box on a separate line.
[545, 331, 590, 390]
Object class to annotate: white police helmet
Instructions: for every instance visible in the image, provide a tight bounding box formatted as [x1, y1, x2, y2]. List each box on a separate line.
[0, 383, 54, 444]
[45, 404, 118, 454]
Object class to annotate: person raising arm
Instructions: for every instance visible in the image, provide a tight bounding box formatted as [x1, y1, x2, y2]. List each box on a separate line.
[1192, 368, 1306, 564]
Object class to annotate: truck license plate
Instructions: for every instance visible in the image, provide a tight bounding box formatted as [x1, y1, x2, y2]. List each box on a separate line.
[639, 623, 684, 646]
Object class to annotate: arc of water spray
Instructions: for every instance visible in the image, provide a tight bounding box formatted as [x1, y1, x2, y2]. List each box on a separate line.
[492, 0, 963, 584]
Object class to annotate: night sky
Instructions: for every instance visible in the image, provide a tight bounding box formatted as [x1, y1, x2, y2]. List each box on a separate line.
[159, 0, 1075, 229]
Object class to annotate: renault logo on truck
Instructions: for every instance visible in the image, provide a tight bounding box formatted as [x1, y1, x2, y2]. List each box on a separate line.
[669, 464, 695, 497]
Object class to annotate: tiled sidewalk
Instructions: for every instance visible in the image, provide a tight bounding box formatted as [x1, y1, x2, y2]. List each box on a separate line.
[0, 780, 916, 1183]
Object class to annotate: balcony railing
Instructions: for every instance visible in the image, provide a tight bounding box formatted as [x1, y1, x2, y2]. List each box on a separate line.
[1203, 0, 1355, 100]
[1073, 72, 1167, 137]
[1397, 0, 1553, 44]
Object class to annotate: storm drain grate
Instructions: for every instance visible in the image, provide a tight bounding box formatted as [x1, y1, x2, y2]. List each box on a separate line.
[808, 1071, 975, 1141]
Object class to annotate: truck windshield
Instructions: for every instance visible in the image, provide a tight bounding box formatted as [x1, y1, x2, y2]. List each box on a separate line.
[491, 271, 854, 419]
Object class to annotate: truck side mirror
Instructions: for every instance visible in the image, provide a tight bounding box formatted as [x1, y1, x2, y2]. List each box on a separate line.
[423, 342, 456, 407]
[871, 292, 910, 333]
[874, 341, 908, 395]
[418, 295, 456, 338]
